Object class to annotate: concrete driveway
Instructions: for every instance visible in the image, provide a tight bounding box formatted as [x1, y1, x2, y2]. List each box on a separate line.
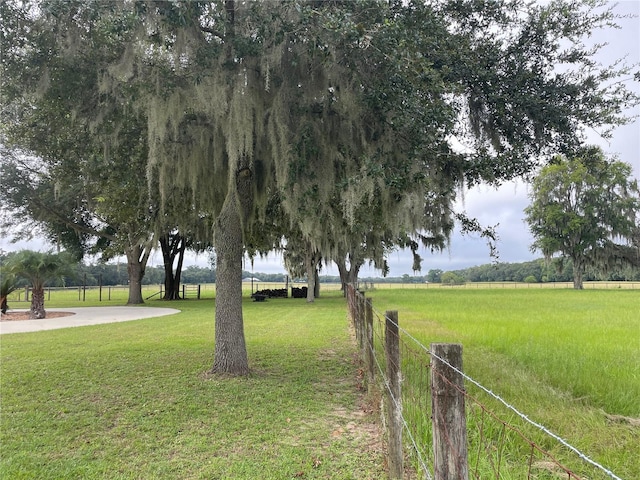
[0, 307, 181, 334]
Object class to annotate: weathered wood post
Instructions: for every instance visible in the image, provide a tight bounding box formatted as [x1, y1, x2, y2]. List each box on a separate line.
[347, 285, 355, 326]
[431, 343, 469, 480]
[354, 289, 361, 346]
[385, 310, 403, 479]
[358, 291, 366, 350]
[365, 297, 375, 391]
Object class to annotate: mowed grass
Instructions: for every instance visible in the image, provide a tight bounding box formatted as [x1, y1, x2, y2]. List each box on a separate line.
[368, 288, 639, 478]
[0, 293, 384, 479]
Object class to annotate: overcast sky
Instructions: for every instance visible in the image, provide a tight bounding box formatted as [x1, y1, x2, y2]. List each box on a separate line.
[245, 0, 640, 277]
[2, 1, 638, 277]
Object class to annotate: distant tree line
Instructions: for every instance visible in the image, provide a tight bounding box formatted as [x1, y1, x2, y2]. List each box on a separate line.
[357, 258, 640, 284]
[4, 250, 638, 291]
[64, 264, 216, 287]
[454, 259, 639, 283]
[63, 258, 640, 286]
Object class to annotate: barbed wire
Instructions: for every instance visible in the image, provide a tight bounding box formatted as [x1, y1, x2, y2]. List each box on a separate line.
[348, 287, 624, 480]
[369, 308, 434, 479]
[425, 345, 623, 480]
[432, 366, 584, 479]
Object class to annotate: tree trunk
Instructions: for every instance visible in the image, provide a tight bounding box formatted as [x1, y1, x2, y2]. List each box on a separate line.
[160, 234, 186, 300]
[163, 268, 179, 300]
[313, 268, 320, 298]
[211, 166, 252, 376]
[126, 245, 145, 304]
[336, 255, 362, 294]
[305, 253, 315, 303]
[347, 263, 361, 286]
[30, 287, 46, 319]
[174, 243, 185, 297]
[305, 249, 321, 303]
[336, 258, 348, 295]
[573, 257, 584, 289]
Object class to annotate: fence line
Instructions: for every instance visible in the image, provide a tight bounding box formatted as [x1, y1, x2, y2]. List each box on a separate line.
[361, 281, 640, 290]
[347, 285, 623, 480]
[426, 347, 623, 480]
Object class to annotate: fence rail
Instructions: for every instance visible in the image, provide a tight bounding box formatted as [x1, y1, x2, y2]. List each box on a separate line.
[5, 284, 219, 304]
[347, 285, 623, 480]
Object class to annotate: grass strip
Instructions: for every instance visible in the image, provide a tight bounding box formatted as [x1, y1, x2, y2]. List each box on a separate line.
[1, 294, 385, 479]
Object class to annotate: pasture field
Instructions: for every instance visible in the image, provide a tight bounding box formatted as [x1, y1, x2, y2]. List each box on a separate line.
[367, 288, 639, 478]
[0, 294, 384, 479]
[1, 286, 638, 478]
[4, 279, 637, 309]
[4, 283, 339, 306]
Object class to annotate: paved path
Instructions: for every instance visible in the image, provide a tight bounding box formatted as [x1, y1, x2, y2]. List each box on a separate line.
[0, 307, 181, 334]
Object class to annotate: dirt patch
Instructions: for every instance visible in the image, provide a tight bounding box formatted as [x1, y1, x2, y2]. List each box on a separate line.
[605, 413, 640, 427]
[0, 311, 75, 322]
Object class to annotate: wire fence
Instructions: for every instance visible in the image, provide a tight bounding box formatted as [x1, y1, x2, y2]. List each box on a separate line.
[6, 280, 638, 307]
[346, 285, 623, 480]
[361, 281, 640, 290]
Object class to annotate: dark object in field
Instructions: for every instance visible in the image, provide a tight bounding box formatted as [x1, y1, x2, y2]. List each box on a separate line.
[252, 288, 288, 299]
[290, 287, 308, 299]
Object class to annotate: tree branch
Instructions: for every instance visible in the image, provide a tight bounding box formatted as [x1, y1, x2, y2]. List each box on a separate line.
[30, 196, 118, 242]
[200, 25, 224, 40]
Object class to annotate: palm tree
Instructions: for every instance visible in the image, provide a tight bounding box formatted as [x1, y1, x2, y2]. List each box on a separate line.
[6, 251, 76, 319]
[1, 274, 20, 314]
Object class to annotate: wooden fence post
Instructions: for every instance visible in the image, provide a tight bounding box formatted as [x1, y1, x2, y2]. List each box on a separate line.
[347, 285, 355, 326]
[431, 343, 469, 480]
[385, 310, 403, 479]
[365, 298, 375, 391]
[358, 292, 366, 350]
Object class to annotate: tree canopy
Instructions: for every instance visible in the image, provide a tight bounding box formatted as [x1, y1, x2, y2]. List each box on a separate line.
[524, 147, 640, 289]
[2, 0, 638, 374]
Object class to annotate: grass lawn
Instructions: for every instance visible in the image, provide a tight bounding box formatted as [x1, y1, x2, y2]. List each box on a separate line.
[368, 288, 639, 479]
[0, 293, 384, 479]
[2, 286, 638, 479]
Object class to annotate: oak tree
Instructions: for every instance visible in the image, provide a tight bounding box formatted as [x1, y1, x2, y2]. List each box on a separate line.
[2, 0, 637, 375]
[525, 147, 640, 289]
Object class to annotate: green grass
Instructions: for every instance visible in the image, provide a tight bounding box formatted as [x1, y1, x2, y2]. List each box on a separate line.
[3, 287, 638, 479]
[0, 294, 384, 479]
[3, 283, 346, 307]
[367, 288, 639, 479]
